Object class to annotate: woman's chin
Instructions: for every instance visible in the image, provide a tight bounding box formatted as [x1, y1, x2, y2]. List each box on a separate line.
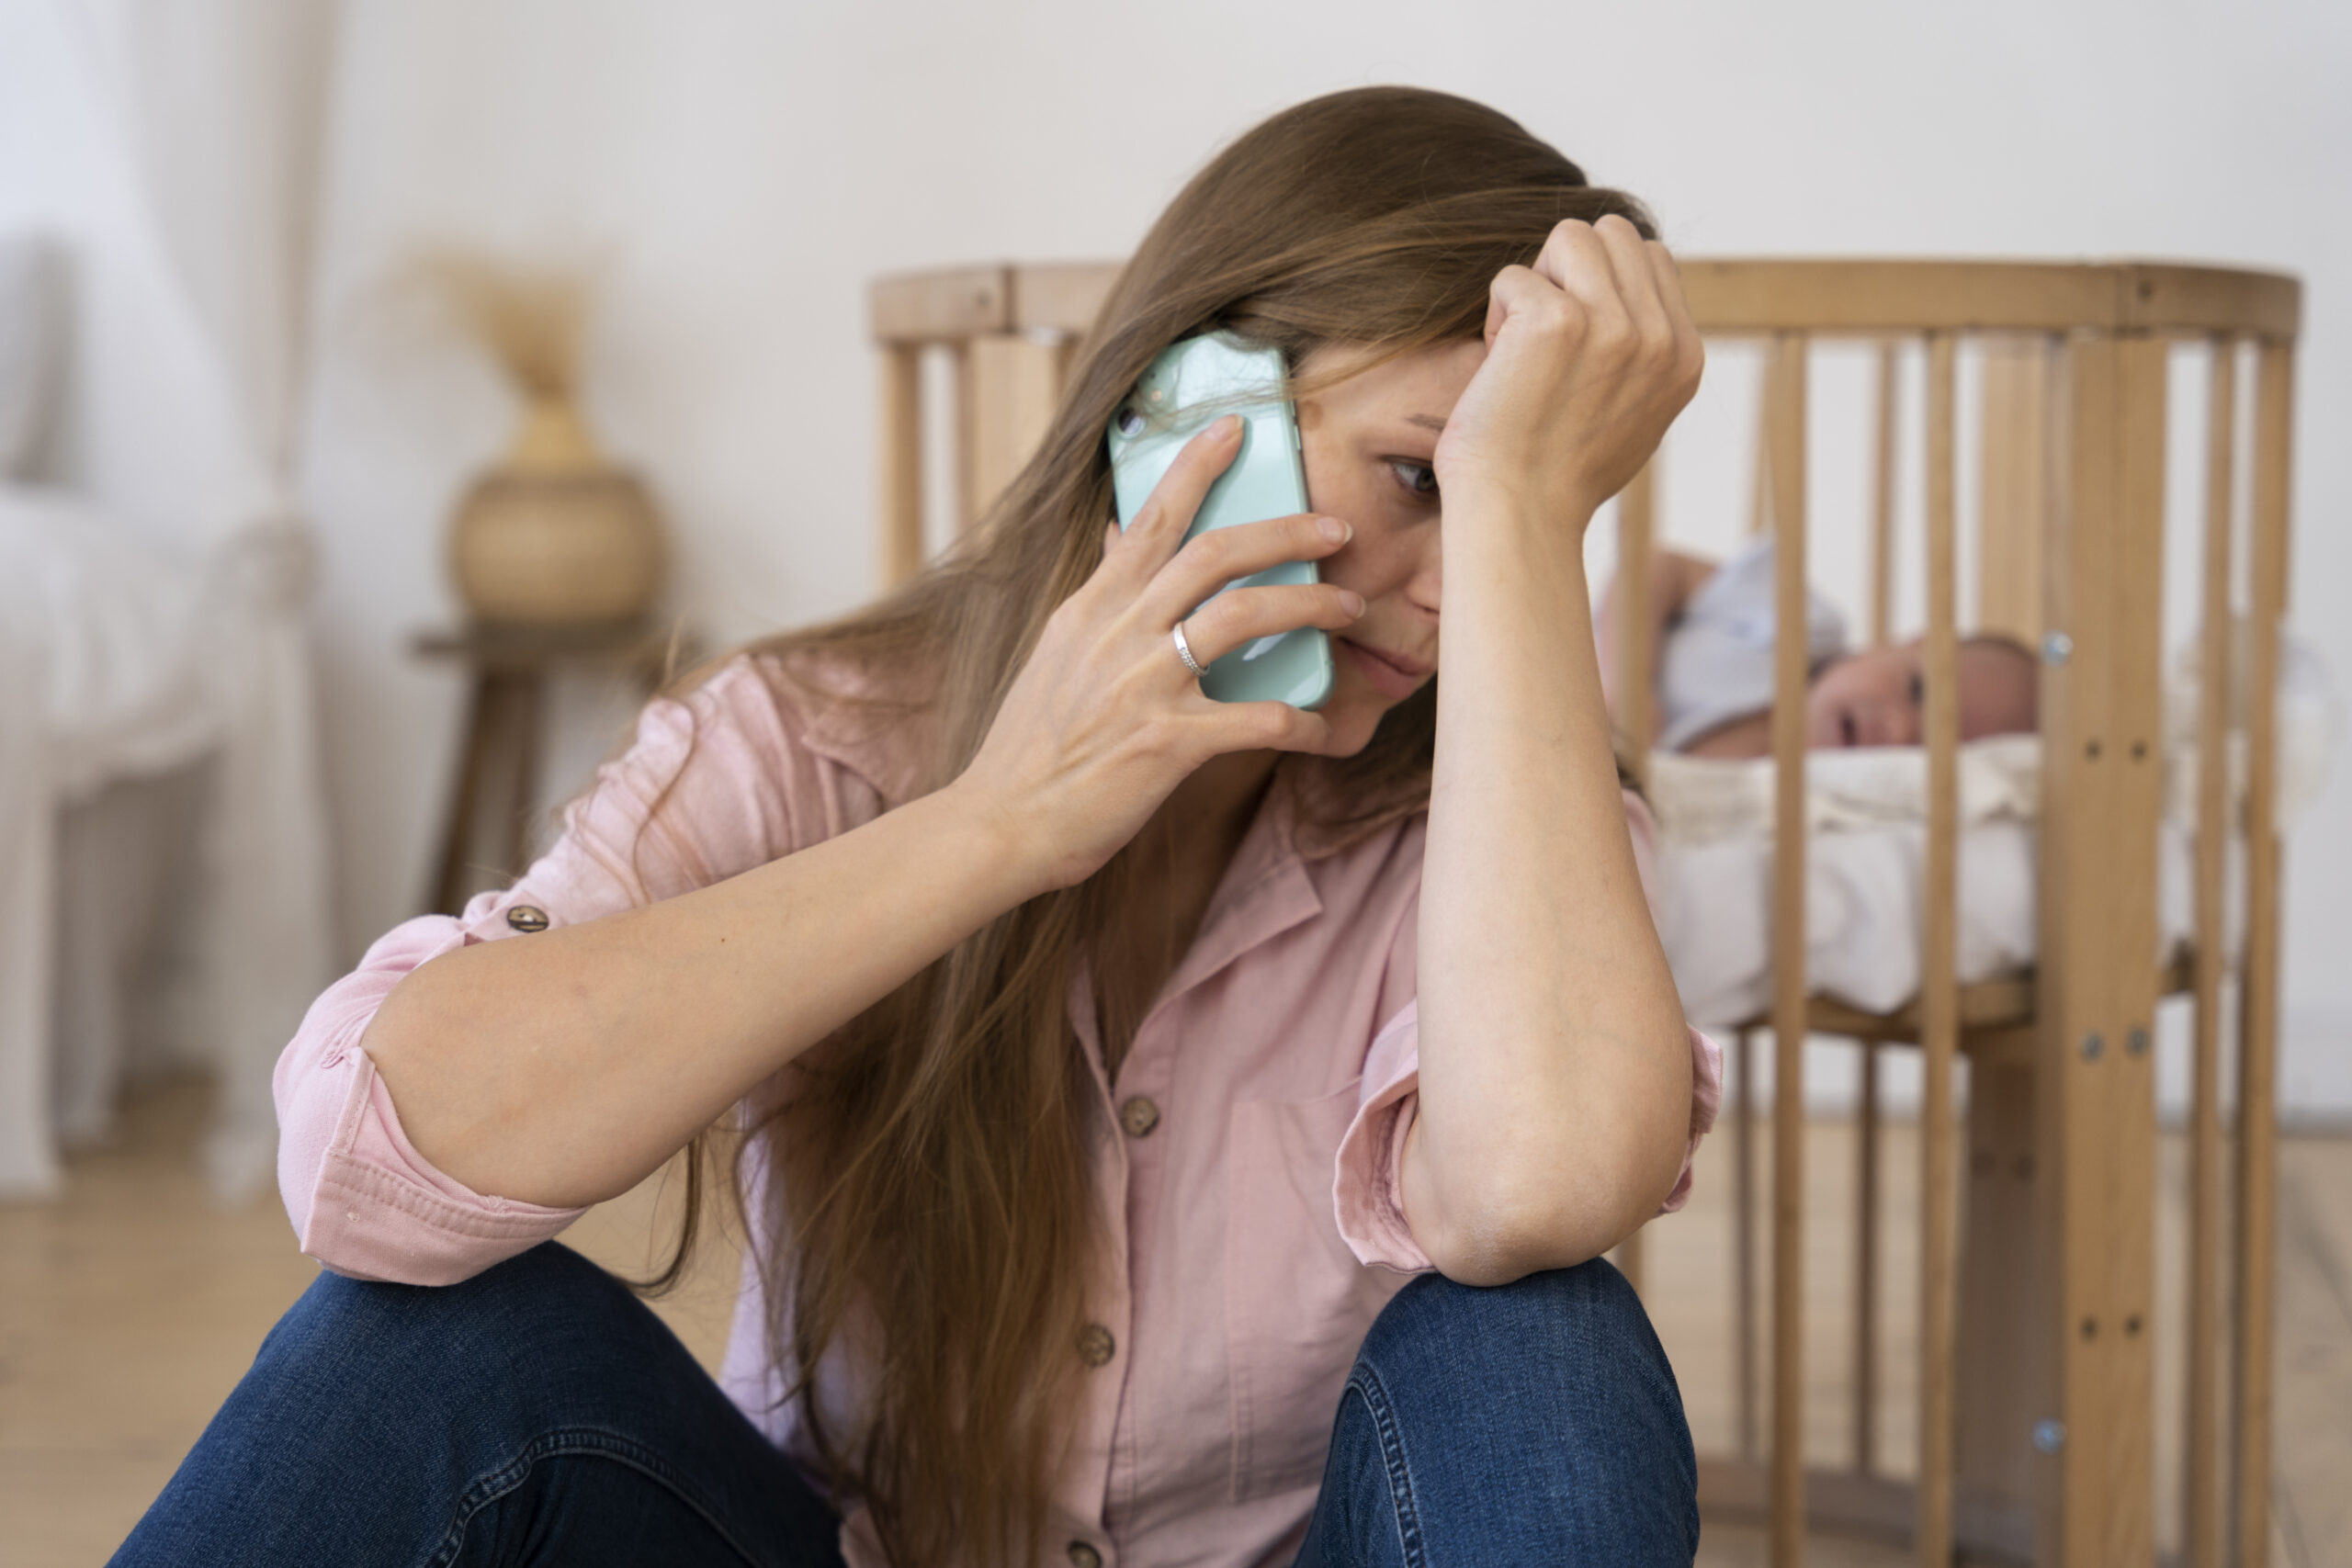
[1313, 696, 1388, 758]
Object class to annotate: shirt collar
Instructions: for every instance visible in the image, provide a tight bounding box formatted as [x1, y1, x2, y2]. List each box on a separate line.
[1281, 752, 1431, 863]
[1151, 758, 1427, 1005]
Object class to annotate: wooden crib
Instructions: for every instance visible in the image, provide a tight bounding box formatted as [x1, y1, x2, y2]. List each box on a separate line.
[867, 258, 2301, 1568]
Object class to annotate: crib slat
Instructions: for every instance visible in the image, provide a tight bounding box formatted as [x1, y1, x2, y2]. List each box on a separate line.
[967, 333, 1069, 529]
[950, 343, 979, 533]
[2186, 336, 2235, 1568]
[1617, 460, 1658, 775]
[1916, 333, 1962, 1568]
[879, 344, 925, 586]
[1853, 339, 1899, 1483]
[2107, 336, 2169, 1566]
[2039, 333, 2165, 1566]
[2233, 339, 2293, 1568]
[1736, 1027, 1760, 1462]
[1869, 343, 1899, 648]
[1979, 339, 2052, 645]
[1767, 333, 1811, 1568]
[1615, 1211, 1646, 1298]
[1750, 364, 1777, 539]
[2039, 334, 2115, 1568]
[1854, 1043, 1879, 1476]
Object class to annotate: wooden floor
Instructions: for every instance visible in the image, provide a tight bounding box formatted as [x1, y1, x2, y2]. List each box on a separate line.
[4, 1081, 2346, 1566]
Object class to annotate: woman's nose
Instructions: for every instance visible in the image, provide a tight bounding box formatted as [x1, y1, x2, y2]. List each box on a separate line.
[1400, 532, 1442, 620]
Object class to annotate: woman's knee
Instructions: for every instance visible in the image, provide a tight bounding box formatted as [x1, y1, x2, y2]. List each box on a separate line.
[259, 1242, 643, 1406]
[119, 1245, 786, 1565]
[1326, 1259, 1698, 1562]
[1368, 1257, 1666, 1380]
[1357, 1257, 1695, 1483]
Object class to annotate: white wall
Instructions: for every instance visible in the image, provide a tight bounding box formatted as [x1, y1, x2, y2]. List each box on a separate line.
[16, 0, 2352, 1112]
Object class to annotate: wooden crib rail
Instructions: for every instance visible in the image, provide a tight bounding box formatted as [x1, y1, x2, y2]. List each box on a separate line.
[1673, 259, 2301, 337]
[869, 256, 2305, 344]
[865, 256, 2301, 1568]
[869, 259, 2300, 582]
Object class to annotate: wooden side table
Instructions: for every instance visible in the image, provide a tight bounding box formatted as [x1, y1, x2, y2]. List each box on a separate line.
[413, 619, 694, 915]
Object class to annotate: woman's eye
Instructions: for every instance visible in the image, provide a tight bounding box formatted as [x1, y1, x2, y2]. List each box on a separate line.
[1386, 459, 1439, 499]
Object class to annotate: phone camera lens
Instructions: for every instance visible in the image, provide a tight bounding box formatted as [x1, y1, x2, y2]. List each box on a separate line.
[1115, 407, 1147, 437]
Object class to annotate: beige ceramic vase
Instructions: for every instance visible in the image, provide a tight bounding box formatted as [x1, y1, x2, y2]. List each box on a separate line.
[448, 392, 664, 626]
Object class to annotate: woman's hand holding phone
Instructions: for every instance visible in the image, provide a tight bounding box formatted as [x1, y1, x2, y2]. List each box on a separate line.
[1434, 214, 1704, 533]
[953, 417, 1366, 894]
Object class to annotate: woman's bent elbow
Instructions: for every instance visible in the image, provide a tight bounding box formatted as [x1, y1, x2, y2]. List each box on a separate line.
[1408, 1120, 1688, 1287]
[1414, 1179, 1635, 1287]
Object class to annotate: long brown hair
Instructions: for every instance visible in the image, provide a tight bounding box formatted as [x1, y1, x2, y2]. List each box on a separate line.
[678, 86, 1653, 1566]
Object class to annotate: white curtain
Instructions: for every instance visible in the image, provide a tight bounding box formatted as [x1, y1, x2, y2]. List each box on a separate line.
[63, 0, 342, 1201]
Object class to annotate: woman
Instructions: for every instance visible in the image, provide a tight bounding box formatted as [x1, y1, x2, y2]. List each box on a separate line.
[119, 87, 1717, 1568]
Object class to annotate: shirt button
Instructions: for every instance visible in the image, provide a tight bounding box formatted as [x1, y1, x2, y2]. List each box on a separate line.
[505, 905, 550, 933]
[1118, 1096, 1159, 1138]
[1067, 1543, 1103, 1568]
[1077, 1322, 1115, 1369]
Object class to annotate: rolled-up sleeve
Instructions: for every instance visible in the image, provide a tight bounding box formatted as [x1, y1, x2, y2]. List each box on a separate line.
[1329, 788, 1725, 1273]
[275, 656, 884, 1284]
[1330, 1004, 1724, 1274]
[1330, 1000, 1429, 1273]
[274, 915, 584, 1284]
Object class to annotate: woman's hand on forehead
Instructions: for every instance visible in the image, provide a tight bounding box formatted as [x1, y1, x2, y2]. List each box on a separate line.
[1432, 215, 1703, 531]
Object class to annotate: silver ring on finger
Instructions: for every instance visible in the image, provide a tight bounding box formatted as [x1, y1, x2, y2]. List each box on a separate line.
[1172, 621, 1208, 679]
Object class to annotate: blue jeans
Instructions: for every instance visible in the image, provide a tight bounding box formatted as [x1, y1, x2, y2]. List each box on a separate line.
[113, 1243, 1696, 1566]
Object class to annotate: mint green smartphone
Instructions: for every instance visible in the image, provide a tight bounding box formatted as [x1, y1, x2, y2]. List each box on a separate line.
[1106, 333, 1336, 710]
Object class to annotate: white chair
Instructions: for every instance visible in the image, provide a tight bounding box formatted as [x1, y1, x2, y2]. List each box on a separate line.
[0, 230, 324, 1201]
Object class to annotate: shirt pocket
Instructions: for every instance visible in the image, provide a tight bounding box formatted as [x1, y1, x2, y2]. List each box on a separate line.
[1224, 1080, 1408, 1502]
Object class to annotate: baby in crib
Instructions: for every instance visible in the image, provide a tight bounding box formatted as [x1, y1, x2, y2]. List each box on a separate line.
[1600, 536, 2040, 758]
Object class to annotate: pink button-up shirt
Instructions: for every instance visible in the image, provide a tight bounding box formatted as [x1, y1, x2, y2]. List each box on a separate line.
[275, 653, 1721, 1568]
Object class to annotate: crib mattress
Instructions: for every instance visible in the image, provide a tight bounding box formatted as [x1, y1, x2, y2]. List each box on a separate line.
[1652, 818, 2222, 1031]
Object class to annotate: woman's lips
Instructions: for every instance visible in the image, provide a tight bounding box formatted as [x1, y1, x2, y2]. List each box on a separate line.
[1337, 637, 1430, 701]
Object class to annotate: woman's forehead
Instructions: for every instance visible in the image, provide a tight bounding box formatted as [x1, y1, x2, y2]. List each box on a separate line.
[1300, 339, 1485, 423]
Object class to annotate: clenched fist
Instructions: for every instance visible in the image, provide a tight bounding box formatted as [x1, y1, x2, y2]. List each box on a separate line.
[1433, 214, 1704, 531]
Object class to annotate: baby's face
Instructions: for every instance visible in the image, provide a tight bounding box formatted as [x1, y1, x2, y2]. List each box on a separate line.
[1804, 645, 1920, 748]
[1804, 640, 2039, 750]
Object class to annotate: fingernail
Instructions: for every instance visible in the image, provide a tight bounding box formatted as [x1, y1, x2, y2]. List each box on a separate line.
[1216, 414, 1243, 439]
[1338, 588, 1365, 616]
[1317, 516, 1351, 543]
